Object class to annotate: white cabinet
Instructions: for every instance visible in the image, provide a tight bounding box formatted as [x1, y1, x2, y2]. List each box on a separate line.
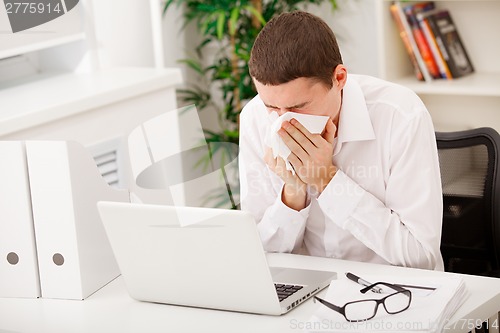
[374, 0, 500, 131]
[0, 0, 183, 188]
[0, 67, 182, 188]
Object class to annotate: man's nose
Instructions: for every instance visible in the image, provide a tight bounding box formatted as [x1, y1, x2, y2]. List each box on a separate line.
[276, 109, 287, 116]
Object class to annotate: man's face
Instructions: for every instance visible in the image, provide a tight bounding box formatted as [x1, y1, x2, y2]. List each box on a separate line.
[253, 75, 344, 122]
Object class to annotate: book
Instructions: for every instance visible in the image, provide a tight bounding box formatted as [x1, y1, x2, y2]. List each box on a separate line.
[390, 2, 431, 82]
[403, 2, 442, 79]
[425, 9, 474, 78]
[416, 11, 453, 79]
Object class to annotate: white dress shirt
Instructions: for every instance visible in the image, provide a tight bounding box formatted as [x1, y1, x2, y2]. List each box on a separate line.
[239, 74, 444, 271]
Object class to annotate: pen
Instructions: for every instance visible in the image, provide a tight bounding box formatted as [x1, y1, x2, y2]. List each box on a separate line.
[394, 283, 436, 291]
[345, 272, 382, 293]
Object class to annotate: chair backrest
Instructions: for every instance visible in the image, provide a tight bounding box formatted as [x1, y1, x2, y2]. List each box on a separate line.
[436, 127, 500, 275]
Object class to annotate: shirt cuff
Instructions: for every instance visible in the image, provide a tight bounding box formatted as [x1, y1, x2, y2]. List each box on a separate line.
[257, 186, 311, 252]
[316, 170, 365, 228]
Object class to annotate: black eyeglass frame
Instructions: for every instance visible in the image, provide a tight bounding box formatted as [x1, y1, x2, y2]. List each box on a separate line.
[314, 282, 412, 322]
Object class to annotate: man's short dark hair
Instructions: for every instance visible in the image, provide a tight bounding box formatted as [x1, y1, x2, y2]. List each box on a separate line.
[249, 11, 343, 89]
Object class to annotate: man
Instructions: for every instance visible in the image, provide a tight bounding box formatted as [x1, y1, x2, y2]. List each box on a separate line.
[238, 11, 444, 270]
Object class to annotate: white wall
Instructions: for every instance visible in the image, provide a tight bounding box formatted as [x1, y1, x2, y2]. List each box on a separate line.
[161, 3, 225, 133]
[310, 0, 379, 77]
[92, 0, 155, 68]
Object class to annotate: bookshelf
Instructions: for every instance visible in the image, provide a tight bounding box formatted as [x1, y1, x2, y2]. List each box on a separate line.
[375, 0, 500, 132]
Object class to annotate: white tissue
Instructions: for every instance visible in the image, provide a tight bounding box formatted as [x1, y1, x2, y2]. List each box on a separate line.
[264, 111, 329, 175]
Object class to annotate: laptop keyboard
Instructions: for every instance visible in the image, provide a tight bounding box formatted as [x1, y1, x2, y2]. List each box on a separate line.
[274, 284, 303, 302]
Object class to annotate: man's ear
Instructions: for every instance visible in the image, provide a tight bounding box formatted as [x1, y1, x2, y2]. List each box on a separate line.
[332, 65, 347, 90]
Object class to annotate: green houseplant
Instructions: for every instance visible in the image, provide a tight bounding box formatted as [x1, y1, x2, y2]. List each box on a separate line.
[163, 0, 338, 208]
[163, 0, 338, 144]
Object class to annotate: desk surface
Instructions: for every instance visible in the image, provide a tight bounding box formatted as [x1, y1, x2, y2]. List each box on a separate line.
[1, 253, 499, 333]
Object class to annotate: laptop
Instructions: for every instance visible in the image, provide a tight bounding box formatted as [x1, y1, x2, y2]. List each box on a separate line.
[97, 201, 336, 315]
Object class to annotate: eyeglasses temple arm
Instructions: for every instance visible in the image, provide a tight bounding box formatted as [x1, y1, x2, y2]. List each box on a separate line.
[314, 296, 343, 312]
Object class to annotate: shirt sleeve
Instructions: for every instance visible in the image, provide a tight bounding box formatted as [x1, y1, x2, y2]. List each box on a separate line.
[238, 100, 310, 253]
[317, 109, 444, 270]
[257, 187, 311, 253]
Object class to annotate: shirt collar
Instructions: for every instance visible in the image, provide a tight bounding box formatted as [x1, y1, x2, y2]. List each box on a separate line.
[333, 75, 376, 155]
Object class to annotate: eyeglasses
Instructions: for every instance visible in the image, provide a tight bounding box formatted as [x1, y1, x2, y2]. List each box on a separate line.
[314, 282, 412, 322]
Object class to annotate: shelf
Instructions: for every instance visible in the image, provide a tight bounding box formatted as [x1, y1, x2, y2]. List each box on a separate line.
[0, 33, 86, 60]
[0, 0, 85, 60]
[0, 67, 183, 137]
[393, 72, 500, 97]
[376, 0, 500, 131]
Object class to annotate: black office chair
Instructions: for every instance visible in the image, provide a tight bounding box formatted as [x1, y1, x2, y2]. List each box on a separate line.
[436, 127, 500, 277]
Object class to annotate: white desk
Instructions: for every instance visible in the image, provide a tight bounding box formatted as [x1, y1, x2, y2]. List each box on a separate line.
[1, 253, 499, 333]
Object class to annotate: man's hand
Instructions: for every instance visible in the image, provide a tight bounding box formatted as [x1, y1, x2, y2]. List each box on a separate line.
[278, 118, 337, 193]
[264, 148, 307, 211]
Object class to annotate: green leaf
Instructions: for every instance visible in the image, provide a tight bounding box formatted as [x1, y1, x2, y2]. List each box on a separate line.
[244, 5, 266, 26]
[162, 0, 176, 16]
[229, 7, 240, 36]
[216, 10, 226, 40]
[200, 11, 215, 35]
[195, 38, 213, 57]
[177, 58, 204, 75]
[223, 130, 240, 140]
[193, 152, 212, 172]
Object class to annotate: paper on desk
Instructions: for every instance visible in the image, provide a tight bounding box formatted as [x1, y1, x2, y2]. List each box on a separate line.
[307, 275, 468, 333]
[264, 111, 329, 175]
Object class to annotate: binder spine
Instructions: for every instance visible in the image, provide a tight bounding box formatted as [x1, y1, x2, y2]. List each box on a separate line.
[26, 140, 128, 300]
[0, 141, 41, 298]
[26, 141, 83, 299]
